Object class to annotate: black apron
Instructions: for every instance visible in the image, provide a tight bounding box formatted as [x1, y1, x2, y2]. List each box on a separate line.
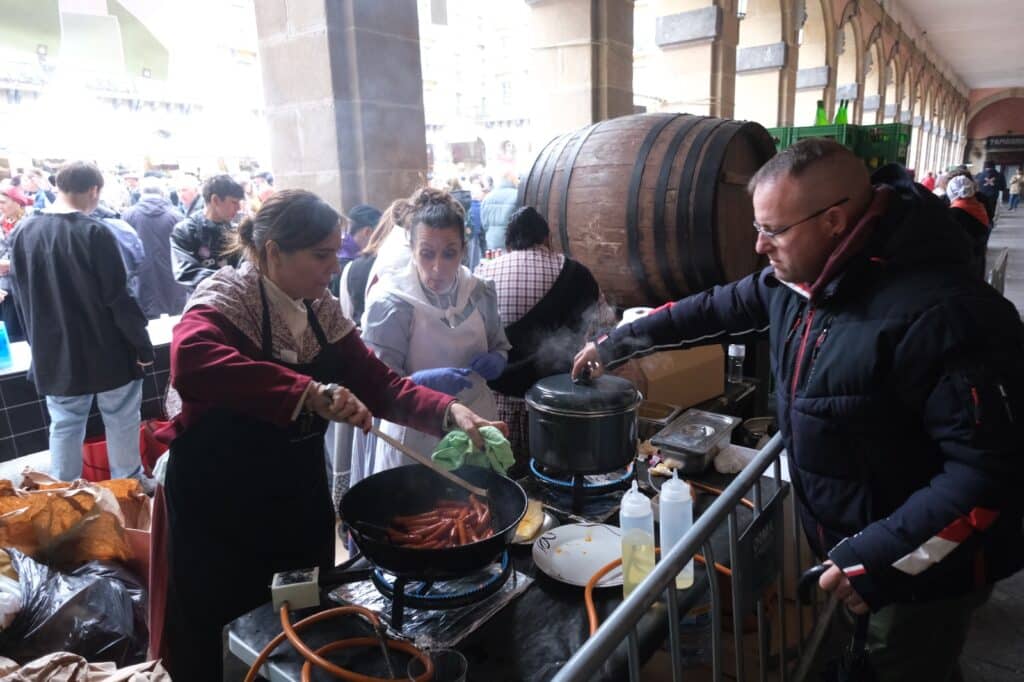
[163, 282, 336, 681]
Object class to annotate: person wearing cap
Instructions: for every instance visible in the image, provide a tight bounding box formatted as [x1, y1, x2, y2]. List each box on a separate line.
[0, 186, 31, 341]
[0, 186, 30, 232]
[330, 204, 381, 297]
[573, 139, 1024, 681]
[973, 161, 1006, 223]
[946, 173, 990, 280]
[121, 172, 141, 206]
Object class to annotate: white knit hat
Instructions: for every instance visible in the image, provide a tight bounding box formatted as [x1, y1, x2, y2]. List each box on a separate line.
[946, 175, 976, 200]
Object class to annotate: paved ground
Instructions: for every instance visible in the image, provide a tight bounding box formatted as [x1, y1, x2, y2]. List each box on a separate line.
[987, 203, 1024, 318]
[961, 203, 1024, 682]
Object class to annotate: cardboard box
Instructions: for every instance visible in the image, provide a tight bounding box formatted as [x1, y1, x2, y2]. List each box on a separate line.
[631, 345, 724, 408]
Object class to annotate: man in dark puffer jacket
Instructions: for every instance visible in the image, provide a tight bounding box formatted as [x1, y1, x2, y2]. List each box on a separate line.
[574, 139, 1024, 681]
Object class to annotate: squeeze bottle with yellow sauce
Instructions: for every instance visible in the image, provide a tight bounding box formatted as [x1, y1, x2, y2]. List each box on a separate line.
[620, 481, 656, 598]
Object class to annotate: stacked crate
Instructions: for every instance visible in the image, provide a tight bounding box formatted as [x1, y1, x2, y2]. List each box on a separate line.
[762, 123, 912, 170]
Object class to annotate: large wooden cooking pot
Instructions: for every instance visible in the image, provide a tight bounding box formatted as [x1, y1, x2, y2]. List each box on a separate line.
[518, 113, 776, 308]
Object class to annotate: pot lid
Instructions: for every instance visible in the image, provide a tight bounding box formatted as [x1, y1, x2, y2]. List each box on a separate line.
[526, 373, 641, 414]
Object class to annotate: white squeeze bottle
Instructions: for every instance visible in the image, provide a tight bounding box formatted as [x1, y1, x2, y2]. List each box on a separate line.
[620, 481, 656, 598]
[659, 470, 695, 589]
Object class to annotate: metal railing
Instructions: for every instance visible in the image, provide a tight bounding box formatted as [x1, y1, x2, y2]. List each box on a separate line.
[987, 247, 1009, 295]
[554, 433, 825, 682]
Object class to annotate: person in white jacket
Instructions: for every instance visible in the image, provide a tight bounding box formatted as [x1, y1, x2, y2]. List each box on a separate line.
[356, 187, 511, 485]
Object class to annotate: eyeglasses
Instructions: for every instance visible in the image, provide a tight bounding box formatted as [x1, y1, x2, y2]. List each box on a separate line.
[753, 197, 850, 240]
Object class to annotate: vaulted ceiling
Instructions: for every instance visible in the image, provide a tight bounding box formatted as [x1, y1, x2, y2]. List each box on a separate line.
[896, 0, 1024, 89]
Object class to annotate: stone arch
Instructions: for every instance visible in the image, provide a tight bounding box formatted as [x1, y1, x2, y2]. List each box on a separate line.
[899, 55, 915, 125]
[929, 91, 947, 172]
[734, 0, 788, 126]
[883, 44, 901, 123]
[794, 0, 835, 125]
[834, 5, 862, 123]
[967, 87, 1024, 127]
[861, 24, 884, 124]
[917, 75, 939, 171]
[908, 66, 931, 170]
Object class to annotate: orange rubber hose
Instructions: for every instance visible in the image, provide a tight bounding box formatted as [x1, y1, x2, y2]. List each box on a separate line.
[244, 603, 433, 682]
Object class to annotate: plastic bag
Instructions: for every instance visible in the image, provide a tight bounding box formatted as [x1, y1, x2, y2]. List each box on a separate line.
[0, 574, 22, 631]
[0, 550, 147, 667]
[0, 472, 148, 571]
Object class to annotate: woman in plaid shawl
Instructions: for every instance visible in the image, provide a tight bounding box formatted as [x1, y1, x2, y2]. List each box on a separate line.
[476, 207, 609, 472]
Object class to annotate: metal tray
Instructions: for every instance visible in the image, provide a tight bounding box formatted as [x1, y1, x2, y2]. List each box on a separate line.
[650, 409, 741, 467]
[638, 401, 682, 441]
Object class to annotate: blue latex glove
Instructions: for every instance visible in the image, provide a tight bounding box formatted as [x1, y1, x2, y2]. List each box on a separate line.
[468, 351, 507, 381]
[410, 367, 473, 396]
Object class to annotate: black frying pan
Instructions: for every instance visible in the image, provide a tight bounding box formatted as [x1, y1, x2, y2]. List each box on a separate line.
[339, 464, 528, 580]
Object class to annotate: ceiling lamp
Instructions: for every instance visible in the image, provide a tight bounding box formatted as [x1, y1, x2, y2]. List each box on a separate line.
[737, 0, 748, 19]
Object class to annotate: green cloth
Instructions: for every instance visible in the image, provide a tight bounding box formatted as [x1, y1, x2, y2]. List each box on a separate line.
[431, 426, 514, 474]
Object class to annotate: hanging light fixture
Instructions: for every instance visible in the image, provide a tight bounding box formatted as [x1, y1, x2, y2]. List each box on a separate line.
[737, 0, 748, 20]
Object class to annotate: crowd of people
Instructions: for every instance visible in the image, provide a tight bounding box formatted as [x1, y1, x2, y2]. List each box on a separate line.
[0, 167, 276, 338]
[913, 161, 1024, 280]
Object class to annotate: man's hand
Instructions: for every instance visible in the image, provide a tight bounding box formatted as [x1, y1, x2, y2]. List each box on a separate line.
[571, 342, 604, 380]
[819, 561, 869, 615]
[449, 402, 508, 449]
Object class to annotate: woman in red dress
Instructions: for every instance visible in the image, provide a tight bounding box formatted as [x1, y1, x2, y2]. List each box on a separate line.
[156, 189, 502, 680]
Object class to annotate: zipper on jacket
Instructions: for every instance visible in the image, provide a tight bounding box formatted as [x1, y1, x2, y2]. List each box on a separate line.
[780, 306, 806, 387]
[790, 307, 818, 401]
[804, 317, 832, 387]
[998, 384, 1015, 423]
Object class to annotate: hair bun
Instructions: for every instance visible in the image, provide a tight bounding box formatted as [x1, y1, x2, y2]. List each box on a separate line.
[237, 216, 256, 245]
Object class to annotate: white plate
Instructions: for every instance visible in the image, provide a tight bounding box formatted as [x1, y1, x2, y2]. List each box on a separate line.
[532, 523, 624, 587]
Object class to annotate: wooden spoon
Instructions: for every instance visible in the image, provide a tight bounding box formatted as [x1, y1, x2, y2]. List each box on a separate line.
[370, 426, 489, 498]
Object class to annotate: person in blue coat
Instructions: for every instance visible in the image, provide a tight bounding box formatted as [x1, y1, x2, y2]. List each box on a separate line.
[480, 170, 519, 251]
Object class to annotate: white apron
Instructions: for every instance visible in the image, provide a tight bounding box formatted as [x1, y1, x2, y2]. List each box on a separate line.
[364, 265, 497, 479]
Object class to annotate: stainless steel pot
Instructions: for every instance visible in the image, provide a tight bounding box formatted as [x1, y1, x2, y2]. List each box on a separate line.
[525, 373, 642, 474]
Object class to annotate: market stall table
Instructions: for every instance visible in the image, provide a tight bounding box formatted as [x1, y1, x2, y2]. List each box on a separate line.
[227, 468, 786, 681]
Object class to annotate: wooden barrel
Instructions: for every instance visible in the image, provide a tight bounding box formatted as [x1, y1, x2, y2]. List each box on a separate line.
[517, 114, 776, 308]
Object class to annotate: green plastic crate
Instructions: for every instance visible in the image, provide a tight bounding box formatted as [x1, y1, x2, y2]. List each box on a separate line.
[857, 123, 912, 170]
[790, 124, 862, 150]
[765, 127, 792, 151]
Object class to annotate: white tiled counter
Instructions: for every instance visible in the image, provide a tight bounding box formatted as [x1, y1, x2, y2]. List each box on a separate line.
[0, 316, 180, 462]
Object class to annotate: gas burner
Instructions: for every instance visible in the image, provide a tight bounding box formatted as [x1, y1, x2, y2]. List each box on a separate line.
[369, 551, 513, 630]
[529, 460, 634, 491]
[529, 460, 634, 513]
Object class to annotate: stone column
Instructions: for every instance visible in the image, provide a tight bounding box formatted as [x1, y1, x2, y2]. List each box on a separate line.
[911, 116, 924, 171]
[526, 0, 634, 142]
[254, 0, 427, 211]
[922, 120, 935, 173]
[776, 40, 799, 126]
[648, 1, 739, 119]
